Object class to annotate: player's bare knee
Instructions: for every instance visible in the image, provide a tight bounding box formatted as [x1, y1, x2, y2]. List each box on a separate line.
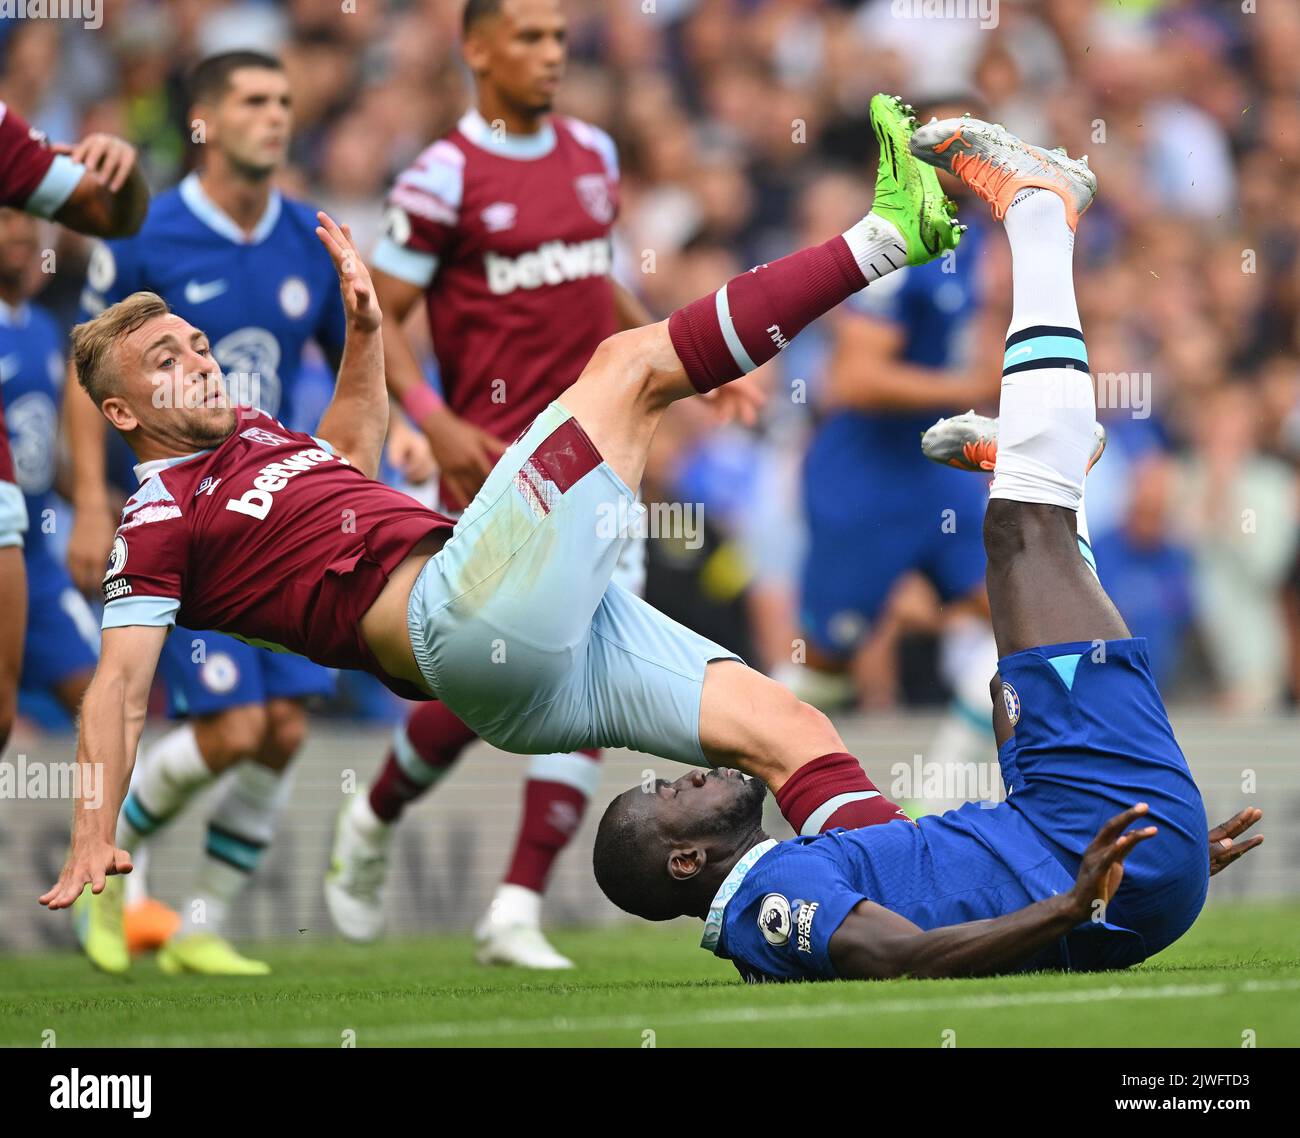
[260, 701, 307, 767]
[983, 499, 1074, 568]
[587, 324, 678, 409]
[198, 705, 268, 769]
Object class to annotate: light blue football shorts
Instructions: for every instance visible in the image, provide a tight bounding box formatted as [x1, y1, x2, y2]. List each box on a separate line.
[406, 402, 740, 766]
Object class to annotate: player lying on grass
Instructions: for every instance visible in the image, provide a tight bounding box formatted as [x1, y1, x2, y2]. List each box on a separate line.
[42, 95, 965, 908]
[592, 116, 1265, 981]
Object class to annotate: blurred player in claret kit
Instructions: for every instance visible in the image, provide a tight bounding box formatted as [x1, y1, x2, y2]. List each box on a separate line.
[327, 0, 756, 968]
[0, 100, 146, 752]
[41, 98, 968, 941]
[792, 94, 1004, 780]
[594, 115, 1261, 983]
[0, 211, 101, 725]
[64, 52, 414, 978]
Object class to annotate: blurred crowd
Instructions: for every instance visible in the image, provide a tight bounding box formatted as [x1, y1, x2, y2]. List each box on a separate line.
[4, 0, 1300, 721]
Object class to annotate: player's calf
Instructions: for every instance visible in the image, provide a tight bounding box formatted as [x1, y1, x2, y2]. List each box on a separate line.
[699, 661, 911, 834]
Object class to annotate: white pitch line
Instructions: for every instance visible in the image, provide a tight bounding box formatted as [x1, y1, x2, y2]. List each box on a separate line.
[106, 976, 1300, 1048]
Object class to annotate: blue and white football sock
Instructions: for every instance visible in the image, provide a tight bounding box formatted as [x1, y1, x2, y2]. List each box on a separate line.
[180, 761, 295, 937]
[116, 724, 216, 852]
[990, 189, 1096, 512]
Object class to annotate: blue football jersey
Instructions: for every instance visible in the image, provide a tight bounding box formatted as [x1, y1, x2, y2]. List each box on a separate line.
[0, 298, 67, 555]
[704, 801, 1144, 983]
[78, 173, 346, 433]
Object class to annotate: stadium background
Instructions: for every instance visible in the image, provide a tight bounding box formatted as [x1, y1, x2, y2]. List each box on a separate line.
[2, 0, 1299, 950]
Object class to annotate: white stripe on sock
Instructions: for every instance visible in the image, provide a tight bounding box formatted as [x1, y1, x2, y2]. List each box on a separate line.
[800, 790, 881, 836]
[526, 751, 601, 798]
[715, 285, 758, 374]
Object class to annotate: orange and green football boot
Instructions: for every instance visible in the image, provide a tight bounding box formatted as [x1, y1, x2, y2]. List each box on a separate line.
[867, 92, 963, 266]
[909, 115, 1097, 230]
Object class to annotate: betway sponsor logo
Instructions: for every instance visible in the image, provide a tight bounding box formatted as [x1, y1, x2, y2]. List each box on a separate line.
[225, 447, 334, 520]
[485, 238, 612, 296]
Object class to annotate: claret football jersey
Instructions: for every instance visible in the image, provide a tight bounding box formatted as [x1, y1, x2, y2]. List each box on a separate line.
[372, 109, 620, 467]
[101, 408, 453, 697]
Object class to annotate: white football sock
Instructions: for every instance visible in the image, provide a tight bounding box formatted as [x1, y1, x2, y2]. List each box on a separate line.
[990, 190, 1096, 512]
[845, 213, 909, 284]
[182, 762, 295, 937]
[116, 724, 216, 851]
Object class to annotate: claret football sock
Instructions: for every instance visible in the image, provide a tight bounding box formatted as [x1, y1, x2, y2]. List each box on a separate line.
[774, 752, 913, 837]
[667, 216, 907, 394]
[990, 189, 1096, 511]
[504, 749, 602, 895]
[367, 701, 478, 823]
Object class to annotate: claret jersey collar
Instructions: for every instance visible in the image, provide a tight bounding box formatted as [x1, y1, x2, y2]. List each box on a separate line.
[458, 106, 557, 161]
[133, 449, 213, 484]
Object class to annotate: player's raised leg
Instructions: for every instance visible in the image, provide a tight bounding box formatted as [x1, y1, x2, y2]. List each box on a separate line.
[910, 116, 1209, 952]
[556, 94, 960, 493]
[548, 96, 961, 823]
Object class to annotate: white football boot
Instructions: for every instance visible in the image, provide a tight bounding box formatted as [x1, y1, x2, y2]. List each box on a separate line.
[324, 798, 392, 944]
[474, 884, 575, 969]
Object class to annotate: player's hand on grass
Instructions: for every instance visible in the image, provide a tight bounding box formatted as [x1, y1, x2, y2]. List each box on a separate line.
[40, 838, 133, 910]
[1069, 803, 1157, 920]
[1208, 807, 1263, 876]
[421, 406, 507, 511]
[54, 133, 138, 192]
[316, 211, 381, 334]
[66, 504, 118, 596]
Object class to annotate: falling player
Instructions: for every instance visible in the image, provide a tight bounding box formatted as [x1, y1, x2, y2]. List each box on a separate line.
[65, 52, 369, 977]
[328, 0, 754, 968]
[0, 210, 100, 725]
[42, 95, 958, 919]
[0, 99, 147, 750]
[592, 117, 1250, 981]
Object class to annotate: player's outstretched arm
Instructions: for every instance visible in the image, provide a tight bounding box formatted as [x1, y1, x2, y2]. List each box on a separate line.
[52, 133, 149, 238]
[828, 804, 1158, 980]
[39, 625, 167, 910]
[314, 211, 388, 479]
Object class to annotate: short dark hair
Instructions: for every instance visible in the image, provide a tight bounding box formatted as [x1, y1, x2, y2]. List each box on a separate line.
[188, 50, 284, 106]
[592, 792, 680, 922]
[463, 0, 504, 37]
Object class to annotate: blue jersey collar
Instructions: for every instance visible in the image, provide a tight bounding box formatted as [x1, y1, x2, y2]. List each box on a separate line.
[700, 838, 779, 953]
[458, 107, 556, 160]
[179, 172, 282, 245]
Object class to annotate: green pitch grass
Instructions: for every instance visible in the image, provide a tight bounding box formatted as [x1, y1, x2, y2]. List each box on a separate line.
[3, 901, 1298, 1048]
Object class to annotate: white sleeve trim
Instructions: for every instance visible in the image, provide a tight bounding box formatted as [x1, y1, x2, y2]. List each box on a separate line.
[25, 153, 86, 218]
[102, 595, 179, 629]
[371, 237, 437, 288]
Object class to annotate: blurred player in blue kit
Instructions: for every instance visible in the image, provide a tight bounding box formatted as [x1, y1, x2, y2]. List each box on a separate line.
[0, 210, 99, 721]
